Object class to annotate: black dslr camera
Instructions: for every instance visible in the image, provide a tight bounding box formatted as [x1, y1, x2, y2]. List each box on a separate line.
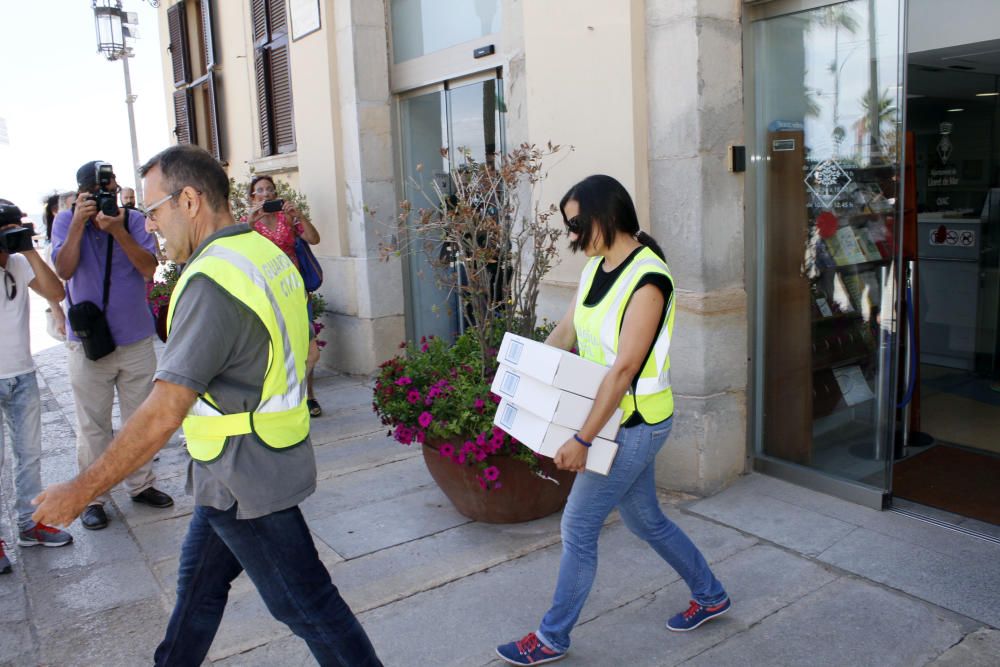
[91, 162, 120, 217]
[0, 204, 34, 253]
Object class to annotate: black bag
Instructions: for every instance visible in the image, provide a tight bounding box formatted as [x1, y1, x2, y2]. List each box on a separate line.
[67, 235, 116, 361]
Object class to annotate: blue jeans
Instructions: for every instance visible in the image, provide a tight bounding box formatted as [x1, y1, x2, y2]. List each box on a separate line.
[155, 504, 382, 667]
[536, 418, 727, 652]
[0, 372, 43, 532]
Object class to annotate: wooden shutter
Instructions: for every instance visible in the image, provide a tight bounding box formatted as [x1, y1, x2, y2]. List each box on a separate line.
[206, 73, 222, 161]
[254, 49, 273, 156]
[167, 3, 191, 87]
[251, 0, 268, 44]
[200, 0, 215, 67]
[173, 89, 195, 144]
[269, 41, 295, 154]
[268, 0, 288, 37]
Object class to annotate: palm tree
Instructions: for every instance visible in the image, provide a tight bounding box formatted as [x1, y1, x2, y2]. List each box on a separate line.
[855, 89, 898, 160]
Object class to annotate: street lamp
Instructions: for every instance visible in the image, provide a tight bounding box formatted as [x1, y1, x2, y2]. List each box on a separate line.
[92, 0, 146, 203]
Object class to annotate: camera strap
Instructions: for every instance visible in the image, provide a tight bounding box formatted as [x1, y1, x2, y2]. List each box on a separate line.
[66, 233, 114, 311]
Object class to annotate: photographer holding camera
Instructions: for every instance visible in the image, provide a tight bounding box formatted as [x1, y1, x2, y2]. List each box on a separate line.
[50, 161, 173, 530]
[0, 200, 73, 575]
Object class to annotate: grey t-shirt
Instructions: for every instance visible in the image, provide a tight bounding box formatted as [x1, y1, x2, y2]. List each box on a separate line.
[155, 224, 316, 519]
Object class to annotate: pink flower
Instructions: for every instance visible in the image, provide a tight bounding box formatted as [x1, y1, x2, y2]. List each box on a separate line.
[483, 466, 500, 481]
[439, 443, 455, 457]
[474, 398, 485, 413]
[477, 476, 487, 490]
[393, 425, 414, 445]
[418, 411, 434, 428]
[420, 343, 429, 352]
[490, 393, 501, 404]
[395, 376, 413, 386]
[406, 390, 421, 404]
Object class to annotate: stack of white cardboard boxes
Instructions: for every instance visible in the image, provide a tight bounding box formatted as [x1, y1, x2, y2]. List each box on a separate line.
[491, 332, 621, 475]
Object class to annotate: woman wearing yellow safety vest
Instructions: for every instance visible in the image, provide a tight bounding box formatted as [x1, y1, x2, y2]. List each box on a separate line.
[496, 175, 730, 666]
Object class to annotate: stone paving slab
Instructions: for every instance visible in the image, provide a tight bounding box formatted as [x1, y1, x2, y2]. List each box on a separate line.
[109, 472, 195, 528]
[18, 518, 143, 575]
[0, 621, 36, 666]
[28, 559, 162, 631]
[308, 485, 472, 559]
[36, 597, 168, 667]
[312, 431, 419, 481]
[929, 628, 1000, 666]
[353, 517, 760, 667]
[710, 475, 1000, 560]
[817, 527, 1000, 629]
[487, 544, 839, 667]
[301, 455, 435, 521]
[682, 577, 970, 667]
[687, 485, 857, 557]
[309, 405, 386, 447]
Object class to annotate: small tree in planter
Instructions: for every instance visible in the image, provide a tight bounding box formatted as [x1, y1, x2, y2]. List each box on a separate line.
[372, 143, 572, 522]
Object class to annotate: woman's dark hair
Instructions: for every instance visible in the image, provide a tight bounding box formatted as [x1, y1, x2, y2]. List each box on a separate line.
[249, 175, 276, 200]
[43, 193, 59, 241]
[559, 174, 664, 260]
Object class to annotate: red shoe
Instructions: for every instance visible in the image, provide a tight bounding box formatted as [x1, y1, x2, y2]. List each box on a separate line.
[0, 540, 11, 574]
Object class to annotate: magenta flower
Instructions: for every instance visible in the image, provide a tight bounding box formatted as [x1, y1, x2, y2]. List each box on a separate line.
[418, 411, 434, 428]
[406, 390, 421, 404]
[393, 425, 414, 445]
[474, 398, 485, 411]
[483, 466, 500, 481]
[395, 376, 413, 386]
[439, 443, 455, 458]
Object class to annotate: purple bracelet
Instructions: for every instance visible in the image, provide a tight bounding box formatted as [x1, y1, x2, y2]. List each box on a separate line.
[573, 434, 592, 448]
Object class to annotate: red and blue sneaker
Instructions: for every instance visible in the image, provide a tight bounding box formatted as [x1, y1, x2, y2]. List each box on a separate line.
[496, 632, 566, 665]
[666, 598, 732, 632]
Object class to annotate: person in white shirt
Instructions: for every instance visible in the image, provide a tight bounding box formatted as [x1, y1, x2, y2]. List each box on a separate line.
[0, 200, 73, 575]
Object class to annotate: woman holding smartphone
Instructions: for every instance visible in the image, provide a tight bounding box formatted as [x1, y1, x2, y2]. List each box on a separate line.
[495, 175, 730, 665]
[247, 175, 324, 416]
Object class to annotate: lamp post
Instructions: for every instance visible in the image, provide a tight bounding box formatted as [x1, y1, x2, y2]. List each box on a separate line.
[92, 0, 144, 203]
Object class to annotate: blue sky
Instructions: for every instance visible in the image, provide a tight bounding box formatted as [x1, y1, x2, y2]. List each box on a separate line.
[0, 0, 168, 221]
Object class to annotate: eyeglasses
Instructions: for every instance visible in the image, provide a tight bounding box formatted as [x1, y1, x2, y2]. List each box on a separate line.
[3, 270, 15, 301]
[141, 189, 183, 221]
[565, 215, 582, 234]
[253, 186, 276, 196]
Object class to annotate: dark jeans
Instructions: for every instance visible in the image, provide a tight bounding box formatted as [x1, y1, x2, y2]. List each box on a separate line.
[155, 504, 382, 666]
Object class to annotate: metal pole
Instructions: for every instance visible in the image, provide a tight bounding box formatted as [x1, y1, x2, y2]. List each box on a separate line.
[899, 260, 915, 458]
[121, 50, 143, 203]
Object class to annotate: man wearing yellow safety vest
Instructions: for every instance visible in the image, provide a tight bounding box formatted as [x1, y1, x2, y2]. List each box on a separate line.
[32, 145, 383, 666]
[497, 175, 729, 666]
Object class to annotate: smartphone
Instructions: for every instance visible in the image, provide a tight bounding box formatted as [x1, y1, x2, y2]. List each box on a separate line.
[262, 199, 284, 213]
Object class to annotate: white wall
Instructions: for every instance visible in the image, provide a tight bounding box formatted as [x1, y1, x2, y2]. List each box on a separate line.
[522, 1, 648, 289]
[908, 0, 1000, 53]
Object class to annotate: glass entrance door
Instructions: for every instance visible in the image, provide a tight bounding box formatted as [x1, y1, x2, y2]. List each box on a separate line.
[748, 0, 904, 506]
[397, 74, 505, 342]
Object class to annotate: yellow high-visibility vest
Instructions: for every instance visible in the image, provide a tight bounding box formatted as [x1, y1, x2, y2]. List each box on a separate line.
[166, 229, 311, 462]
[572, 246, 675, 424]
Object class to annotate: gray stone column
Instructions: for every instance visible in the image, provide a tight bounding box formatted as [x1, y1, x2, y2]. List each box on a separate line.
[324, 0, 405, 374]
[646, 1, 747, 494]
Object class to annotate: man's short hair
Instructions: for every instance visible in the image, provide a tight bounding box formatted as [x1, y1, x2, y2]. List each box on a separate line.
[140, 145, 229, 213]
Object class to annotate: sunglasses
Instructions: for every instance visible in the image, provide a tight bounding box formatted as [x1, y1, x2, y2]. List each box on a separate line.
[565, 215, 582, 234]
[3, 270, 15, 301]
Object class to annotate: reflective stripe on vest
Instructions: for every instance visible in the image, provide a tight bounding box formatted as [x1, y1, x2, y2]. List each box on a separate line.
[572, 246, 675, 423]
[166, 230, 310, 462]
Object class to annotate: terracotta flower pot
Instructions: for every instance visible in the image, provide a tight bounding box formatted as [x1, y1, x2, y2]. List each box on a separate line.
[422, 442, 576, 523]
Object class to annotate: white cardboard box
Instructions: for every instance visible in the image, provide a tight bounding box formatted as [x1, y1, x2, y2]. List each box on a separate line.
[491, 364, 622, 441]
[493, 398, 618, 475]
[496, 332, 608, 399]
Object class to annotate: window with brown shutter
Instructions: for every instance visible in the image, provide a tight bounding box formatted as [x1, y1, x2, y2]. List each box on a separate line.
[251, 0, 296, 157]
[168, 0, 224, 162]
